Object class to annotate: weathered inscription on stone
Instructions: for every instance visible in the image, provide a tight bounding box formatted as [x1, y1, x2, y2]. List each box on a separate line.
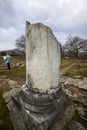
[26, 21, 61, 92]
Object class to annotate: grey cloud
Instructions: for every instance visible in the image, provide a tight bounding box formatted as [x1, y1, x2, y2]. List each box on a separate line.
[0, 0, 23, 29]
[0, 0, 87, 51]
[0, 0, 15, 27]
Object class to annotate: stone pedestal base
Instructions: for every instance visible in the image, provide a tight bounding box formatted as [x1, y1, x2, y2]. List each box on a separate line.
[12, 84, 67, 130]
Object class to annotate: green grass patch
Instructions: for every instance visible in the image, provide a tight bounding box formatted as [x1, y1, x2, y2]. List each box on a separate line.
[0, 66, 26, 78]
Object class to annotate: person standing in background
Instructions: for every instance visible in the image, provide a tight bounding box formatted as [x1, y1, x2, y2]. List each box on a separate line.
[5, 53, 12, 70]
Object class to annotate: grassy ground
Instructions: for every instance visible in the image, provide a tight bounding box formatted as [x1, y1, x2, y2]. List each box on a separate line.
[0, 56, 87, 129]
[0, 56, 87, 78]
[0, 92, 13, 130]
[63, 59, 87, 77]
[0, 66, 26, 82]
[0, 55, 26, 83]
[0, 55, 26, 130]
[0, 55, 25, 70]
[60, 58, 74, 68]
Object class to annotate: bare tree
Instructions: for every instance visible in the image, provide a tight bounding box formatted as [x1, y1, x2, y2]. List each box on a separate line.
[15, 35, 26, 52]
[63, 35, 87, 58]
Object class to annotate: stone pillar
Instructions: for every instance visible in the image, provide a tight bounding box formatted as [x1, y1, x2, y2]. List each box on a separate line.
[26, 21, 60, 93]
[19, 21, 66, 130]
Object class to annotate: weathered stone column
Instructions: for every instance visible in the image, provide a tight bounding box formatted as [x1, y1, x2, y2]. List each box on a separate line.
[19, 21, 66, 130]
[26, 21, 60, 92]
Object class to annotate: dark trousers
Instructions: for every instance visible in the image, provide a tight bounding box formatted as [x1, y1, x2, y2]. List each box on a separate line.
[7, 63, 10, 70]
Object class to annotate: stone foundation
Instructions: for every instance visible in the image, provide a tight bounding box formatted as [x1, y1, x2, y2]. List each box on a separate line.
[12, 83, 67, 130]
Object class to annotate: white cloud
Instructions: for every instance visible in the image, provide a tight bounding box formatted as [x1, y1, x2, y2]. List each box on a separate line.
[43, 0, 87, 30]
[11, 0, 87, 29]
[0, 27, 20, 40]
[0, 27, 22, 51]
[0, 41, 15, 51]
[0, 0, 87, 50]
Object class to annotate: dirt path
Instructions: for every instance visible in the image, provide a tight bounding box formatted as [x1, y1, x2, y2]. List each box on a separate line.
[61, 62, 76, 74]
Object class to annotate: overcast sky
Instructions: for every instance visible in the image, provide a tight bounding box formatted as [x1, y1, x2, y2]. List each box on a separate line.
[0, 0, 87, 51]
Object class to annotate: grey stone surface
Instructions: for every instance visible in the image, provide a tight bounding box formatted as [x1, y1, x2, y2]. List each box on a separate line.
[16, 83, 66, 130]
[26, 21, 61, 93]
[76, 107, 86, 116]
[3, 88, 21, 103]
[8, 80, 18, 88]
[61, 76, 87, 91]
[8, 101, 28, 130]
[3, 91, 74, 130]
[9, 21, 67, 130]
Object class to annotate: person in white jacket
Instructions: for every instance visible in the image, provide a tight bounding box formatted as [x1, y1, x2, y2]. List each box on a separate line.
[5, 53, 12, 70]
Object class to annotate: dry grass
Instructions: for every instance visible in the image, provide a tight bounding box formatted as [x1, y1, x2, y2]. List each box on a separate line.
[0, 56, 87, 130]
[0, 55, 26, 130]
[0, 92, 14, 130]
[0, 55, 25, 70]
[60, 58, 73, 69]
[0, 55, 26, 81]
[61, 59, 87, 77]
[0, 56, 87, 78]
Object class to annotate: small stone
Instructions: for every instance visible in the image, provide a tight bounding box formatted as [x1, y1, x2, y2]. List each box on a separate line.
[8, 80, 18, 88]
[73, 75, 81, 78]
[68, 120, 86, 130]
[76, 107, 85, 116]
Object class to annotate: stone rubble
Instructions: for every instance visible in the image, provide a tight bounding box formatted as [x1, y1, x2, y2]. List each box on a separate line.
[1, 76, 87, 130]
[0, 71, 87, 130]
[60, 75, 87, 130]
[61, 76, 87, 91]
[61, 76, 87, 106]
[8, 80, 18, 88]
